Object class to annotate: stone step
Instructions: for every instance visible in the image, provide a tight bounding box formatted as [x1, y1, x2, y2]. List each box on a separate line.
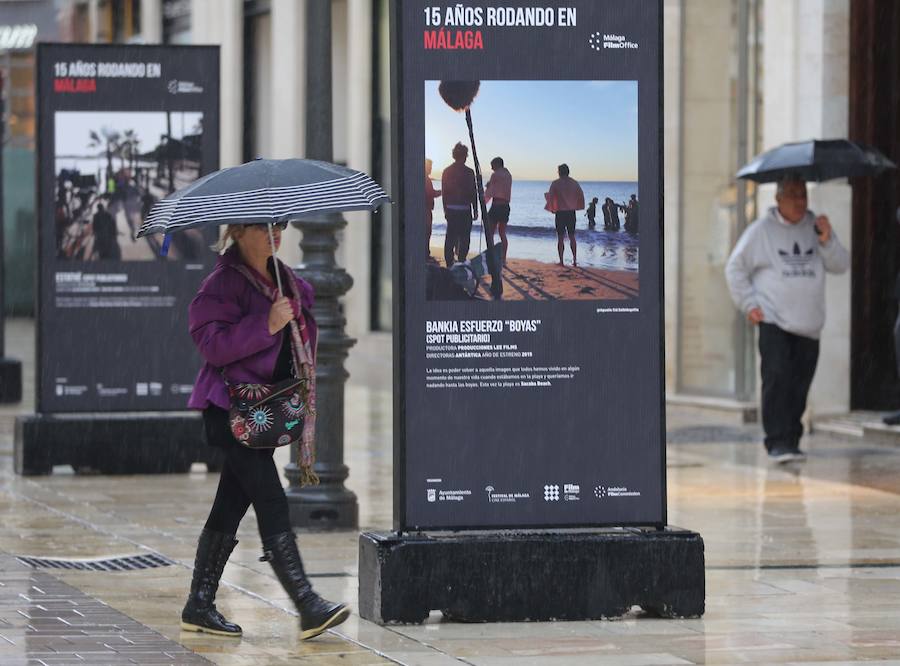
[814, 410, 900, 445]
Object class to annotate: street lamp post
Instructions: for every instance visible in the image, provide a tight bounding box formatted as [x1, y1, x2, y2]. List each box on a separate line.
[284, 0, 358, 529]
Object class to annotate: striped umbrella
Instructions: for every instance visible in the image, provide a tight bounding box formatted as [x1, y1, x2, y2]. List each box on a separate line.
[136, 158, 390, 293]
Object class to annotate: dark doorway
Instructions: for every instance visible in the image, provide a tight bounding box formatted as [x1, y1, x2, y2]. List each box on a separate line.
[849, 0, 900, 410]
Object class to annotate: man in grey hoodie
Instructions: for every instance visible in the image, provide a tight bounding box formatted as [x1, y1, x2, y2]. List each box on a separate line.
[725, 178, 850, 463]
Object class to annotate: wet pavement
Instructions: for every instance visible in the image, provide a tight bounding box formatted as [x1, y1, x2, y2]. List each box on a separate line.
[0, 556, 210, 665]
[3, 317, 900, 664]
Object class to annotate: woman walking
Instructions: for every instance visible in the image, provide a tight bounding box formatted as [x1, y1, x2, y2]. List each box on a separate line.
[180, 221, 349, 640]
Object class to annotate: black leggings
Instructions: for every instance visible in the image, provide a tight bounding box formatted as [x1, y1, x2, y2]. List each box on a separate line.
[202, 407, 291, 538]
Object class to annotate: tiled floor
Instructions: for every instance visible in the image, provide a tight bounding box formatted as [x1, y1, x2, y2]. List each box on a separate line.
[3, 318, 900, 664]
[0, 558, 211, 665]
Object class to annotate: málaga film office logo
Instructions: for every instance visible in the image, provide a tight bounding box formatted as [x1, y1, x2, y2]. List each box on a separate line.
[168, 79, 204, 94]
[588, 31, 639, 51]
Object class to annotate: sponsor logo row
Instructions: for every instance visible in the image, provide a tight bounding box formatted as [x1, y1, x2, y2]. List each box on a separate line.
[425, 481, 641, 504]
[54, 380, 194, 397]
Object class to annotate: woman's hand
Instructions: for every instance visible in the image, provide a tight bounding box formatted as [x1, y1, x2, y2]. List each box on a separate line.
[268, 296, 294, 334]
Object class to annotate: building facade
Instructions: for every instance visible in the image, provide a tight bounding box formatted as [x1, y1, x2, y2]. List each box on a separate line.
[1, 0, 898, 414]
[665, 0, 899, 416]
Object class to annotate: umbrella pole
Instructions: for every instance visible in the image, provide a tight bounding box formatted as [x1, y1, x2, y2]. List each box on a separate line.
[465, 108, 502, 299]
[267, 223, 284, 296]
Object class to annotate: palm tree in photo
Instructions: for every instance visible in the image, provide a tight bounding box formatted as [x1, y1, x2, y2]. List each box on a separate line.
[88, 127, 121, 191]
[122, 129, 140, 173]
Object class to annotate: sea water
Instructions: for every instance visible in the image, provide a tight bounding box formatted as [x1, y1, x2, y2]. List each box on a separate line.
[430, 179, 640, 270]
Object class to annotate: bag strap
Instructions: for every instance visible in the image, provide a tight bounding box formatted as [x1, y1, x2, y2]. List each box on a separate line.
[245, 376, 307, 410]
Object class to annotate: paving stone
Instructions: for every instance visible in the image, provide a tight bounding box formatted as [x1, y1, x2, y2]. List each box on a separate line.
[0, 565, 210, 664]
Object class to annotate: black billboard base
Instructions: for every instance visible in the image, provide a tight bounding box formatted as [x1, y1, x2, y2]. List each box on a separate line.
[14, 412, 222, 476]
[358, 528, 705, 624]
[0, 357, 22, 403]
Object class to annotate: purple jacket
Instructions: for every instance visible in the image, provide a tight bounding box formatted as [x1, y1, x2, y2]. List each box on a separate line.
[187, 245, 317, 411]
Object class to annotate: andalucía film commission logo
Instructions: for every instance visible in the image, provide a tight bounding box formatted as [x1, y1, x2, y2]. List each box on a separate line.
[595, 485, 642, 498]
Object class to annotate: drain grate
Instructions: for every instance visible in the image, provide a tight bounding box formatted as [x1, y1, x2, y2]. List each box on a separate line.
[16, 553, 176, 572]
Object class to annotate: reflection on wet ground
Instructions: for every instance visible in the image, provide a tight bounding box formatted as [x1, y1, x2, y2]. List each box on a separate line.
[3, 319, 900, 663]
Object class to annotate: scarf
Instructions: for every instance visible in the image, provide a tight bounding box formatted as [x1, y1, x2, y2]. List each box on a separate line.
[230, 260, 319, 486]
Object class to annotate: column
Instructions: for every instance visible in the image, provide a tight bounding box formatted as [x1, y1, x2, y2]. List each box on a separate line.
[191, 0, 243, 167]
[140, 0, 163, 43]
[763, 0, 851, 414]
[285, 0, 359, 529]
[341, 0, 373, 337]
[269, 0, 307, 270]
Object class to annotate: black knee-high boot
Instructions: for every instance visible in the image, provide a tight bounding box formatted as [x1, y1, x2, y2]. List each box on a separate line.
[261, 531, 349, 640]
[181, 529, 243, 636]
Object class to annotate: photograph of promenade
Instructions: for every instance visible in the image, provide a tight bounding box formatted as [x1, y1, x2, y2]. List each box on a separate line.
[54, 111, 207, 262]
[425, 80, 640, 301]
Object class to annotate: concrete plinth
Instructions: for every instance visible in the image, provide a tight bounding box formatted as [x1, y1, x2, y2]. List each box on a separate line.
[285, 477, 359, 530]
[15, 412, 222, 475]
[359, 528, 705, 624]
[0, 357, 22, 403]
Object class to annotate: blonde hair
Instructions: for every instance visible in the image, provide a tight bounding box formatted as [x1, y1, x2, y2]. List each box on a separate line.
[212, 224, 247, 253]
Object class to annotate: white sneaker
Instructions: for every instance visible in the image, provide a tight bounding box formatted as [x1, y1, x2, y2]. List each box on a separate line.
[768, 448, 806, 464]
[768, 448, 795, 463]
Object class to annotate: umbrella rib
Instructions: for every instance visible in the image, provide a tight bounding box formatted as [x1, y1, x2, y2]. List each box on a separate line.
[145, 181, 383, 219]
[154, 172, 373, 204]
[138, 194, 390, 233]
[141, 198, 389, 231]
[137, 161, 391, 238]
[144, 182, 387, 219]
[144, 193, 387, 225]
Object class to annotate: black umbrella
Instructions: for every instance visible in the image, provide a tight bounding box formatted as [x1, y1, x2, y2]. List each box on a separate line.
[136, 158, 389, 294]
[736, 139, 896, 183]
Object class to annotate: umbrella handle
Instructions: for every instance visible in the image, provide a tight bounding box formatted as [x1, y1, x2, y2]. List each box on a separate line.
[266, 223, 284, 296]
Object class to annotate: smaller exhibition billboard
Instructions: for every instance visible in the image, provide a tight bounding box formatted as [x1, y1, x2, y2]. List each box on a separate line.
[36, 44, 220, 412]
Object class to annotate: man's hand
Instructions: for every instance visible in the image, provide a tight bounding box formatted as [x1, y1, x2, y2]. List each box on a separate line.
[814, 215, 832, 245]
[268, 296, 294, 334]
[747, 307, 764, 325]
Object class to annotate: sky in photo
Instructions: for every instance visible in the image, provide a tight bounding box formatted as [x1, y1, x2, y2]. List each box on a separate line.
[425, 80, 638, 182]
[55, 111, 203, 156]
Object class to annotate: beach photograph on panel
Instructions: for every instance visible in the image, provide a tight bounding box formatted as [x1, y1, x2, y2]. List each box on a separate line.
[54, 111, 207, 262]
[425, 80, 639, 302]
